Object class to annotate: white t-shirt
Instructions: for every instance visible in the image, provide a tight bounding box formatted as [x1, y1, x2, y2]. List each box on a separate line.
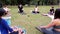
[34, 7, 38, 12]
[2, 17, 11, 19]
[47, 14, 54, 21]
[3, 7, 10, 12]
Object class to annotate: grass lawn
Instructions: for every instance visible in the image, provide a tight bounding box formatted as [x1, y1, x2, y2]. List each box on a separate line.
[9, 5, 59, 34]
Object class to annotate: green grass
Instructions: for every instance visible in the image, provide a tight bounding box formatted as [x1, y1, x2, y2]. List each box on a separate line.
[9, 5, 59, 34]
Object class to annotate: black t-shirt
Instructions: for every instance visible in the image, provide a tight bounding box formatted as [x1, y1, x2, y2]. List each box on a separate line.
[18, 5, 23, 10]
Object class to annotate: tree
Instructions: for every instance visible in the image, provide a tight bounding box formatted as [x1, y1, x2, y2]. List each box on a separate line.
[0, 0, 59, 5]
[5, 0, 11, 5]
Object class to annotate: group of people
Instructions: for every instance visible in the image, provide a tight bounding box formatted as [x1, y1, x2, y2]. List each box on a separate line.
[18, 4, 40, 14]
[18, 5, 60, 34]
[18, 4, 55, 15]
[0, 3, 60, 34]
[0, 4, 25, 34]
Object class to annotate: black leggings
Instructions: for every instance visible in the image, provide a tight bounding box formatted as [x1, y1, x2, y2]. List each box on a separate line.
[32, 11, 39, 14]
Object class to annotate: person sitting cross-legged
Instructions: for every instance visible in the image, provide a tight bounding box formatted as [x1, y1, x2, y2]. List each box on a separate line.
[48, 7, 54, 15]
[18, 4, 26, 15]
[0, 8, 14, 34]
[32, 6, 40, 14]
[36, 8, 60, 34]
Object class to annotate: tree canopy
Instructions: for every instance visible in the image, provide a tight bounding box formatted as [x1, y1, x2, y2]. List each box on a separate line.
[0, 0, 59, 5]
